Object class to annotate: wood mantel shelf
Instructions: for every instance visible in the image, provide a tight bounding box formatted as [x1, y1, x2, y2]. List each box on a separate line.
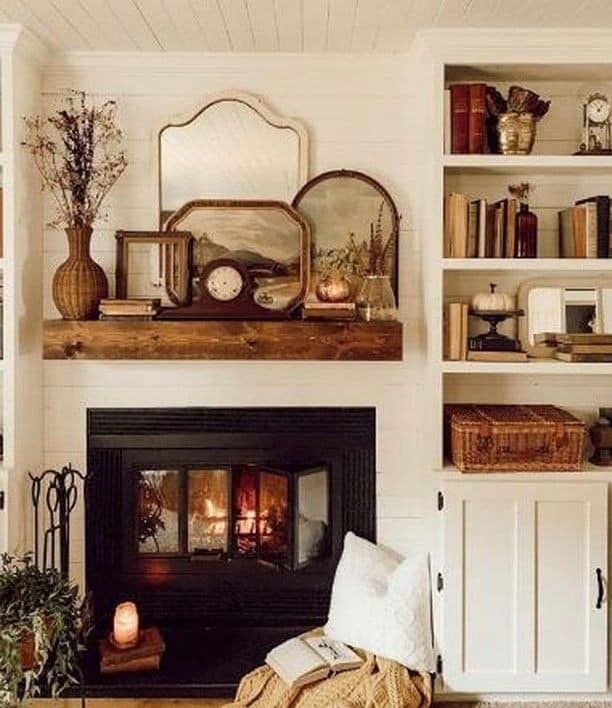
[43, 319, 403, 361]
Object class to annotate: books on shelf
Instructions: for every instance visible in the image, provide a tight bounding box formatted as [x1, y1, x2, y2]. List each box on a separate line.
[444, 193, 517, 259]
[558, 203, 598, 258]
[266, 635, 362, 689]
[575, 195, 611, 258]
[448, 83, 487, 154]
[531, 333, 612, 363]
[467, 350, 528, 362]
[445, 302, 469, 361]
[301, 301, 356, 321]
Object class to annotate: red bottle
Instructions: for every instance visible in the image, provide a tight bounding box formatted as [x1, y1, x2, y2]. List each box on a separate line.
[515, 202, 538, 258]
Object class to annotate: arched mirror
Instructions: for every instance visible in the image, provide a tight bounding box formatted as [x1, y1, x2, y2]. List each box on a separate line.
[159, 91, 309, 227]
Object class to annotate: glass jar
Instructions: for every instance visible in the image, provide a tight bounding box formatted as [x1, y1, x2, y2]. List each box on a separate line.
[515, 202, 538, 258]
[356, 275, 397, 321]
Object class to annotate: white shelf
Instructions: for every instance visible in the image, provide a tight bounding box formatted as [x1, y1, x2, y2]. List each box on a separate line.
[442, 359, 612, 374]
[441, 258, 612, 272]
[442, 154, 612, 173]
[441, 461, 611, 481]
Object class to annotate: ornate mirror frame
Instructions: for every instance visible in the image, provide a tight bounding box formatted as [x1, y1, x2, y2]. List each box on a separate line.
[157, 90, 310, 228]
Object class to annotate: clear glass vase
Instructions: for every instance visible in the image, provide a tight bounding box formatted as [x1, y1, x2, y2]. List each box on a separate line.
[356, 275, 397, 322]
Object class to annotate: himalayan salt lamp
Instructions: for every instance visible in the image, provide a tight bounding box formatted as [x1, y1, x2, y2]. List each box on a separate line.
[112, 601, 139, 649]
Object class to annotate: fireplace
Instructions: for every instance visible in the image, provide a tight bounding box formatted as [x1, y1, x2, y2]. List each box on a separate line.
[84, 407, 375, 696]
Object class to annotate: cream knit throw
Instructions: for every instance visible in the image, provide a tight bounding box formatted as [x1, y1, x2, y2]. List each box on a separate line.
[223, 632, 432, 708]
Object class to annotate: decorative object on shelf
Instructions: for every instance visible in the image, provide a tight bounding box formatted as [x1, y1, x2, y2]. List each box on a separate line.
[302, 301, 356, 321]
[111, 601, 140, 650]
[544, 332, 612, 363]
[517, 276, 612, 347]
[30, 463, 89, 577]
[158, 90, 308, 227]
[356, 275, 397, 322]
[471, 282, 514, 312]
[590, 410, 612, 465]
[99, 298, 161, 321]
[315, 269, 351, 303]
[575, 92, 612, 154]
[509, 183, 538, 257]
[486, 85, 550, 155]
[292, 169, 399, 302]
[469, 283, 523, 352]
[444, 404, 586, 473]
[115, 231, 193, 307]
[0, 553, 84, 704]
[164, 200, 310, 319]
[22, 90, 127, 320]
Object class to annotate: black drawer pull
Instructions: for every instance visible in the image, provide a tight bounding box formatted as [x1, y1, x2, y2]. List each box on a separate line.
[596, 567, 605, 609]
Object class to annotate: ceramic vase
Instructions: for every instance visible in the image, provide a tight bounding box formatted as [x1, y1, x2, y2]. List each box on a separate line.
[52, 227, 108, 320]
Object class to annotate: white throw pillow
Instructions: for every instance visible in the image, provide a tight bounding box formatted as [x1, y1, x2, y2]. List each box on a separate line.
[325, 532, 435, 672]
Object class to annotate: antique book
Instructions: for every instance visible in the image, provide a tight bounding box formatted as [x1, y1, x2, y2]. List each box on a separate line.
[467, 200, 479, 258]
[444, 193, 468, 258]
[99, 627, 166, 667]
[302, 302, 356, 320]
[100, 653, 161, 674]
[554, 333, 612, 345]
[559, 204, 597, 257]
[449, 84, 469, 153]
[468, 83, 487, 153]
[502, 198, 517, 258]
[555, 351, 612, 362]
[460, 303, 469, 361]
[476, 199, 487, 258]
[99, 299, 161, 316]
[485, 202, 496, 258]
[533, 331, 562, 345]
[556, 344, 612, 354]
[447, 302, 463, 361]
[266, 636, 362, 690]
[575, 195, 610, 258]
[467, 350, 528, 362]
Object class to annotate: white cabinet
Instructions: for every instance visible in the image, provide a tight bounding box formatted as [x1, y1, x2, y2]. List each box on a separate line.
[441, 480, 608, 692]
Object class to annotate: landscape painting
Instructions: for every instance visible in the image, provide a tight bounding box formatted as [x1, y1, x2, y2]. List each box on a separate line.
[166, 201, 308, 311]
[293, 171, 399, 299]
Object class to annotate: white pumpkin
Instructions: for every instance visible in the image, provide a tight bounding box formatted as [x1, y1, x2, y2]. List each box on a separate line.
[471, 283, 515, 312]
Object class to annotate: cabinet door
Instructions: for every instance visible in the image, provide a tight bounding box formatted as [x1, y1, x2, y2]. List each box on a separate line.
[442, 480, 607, 692]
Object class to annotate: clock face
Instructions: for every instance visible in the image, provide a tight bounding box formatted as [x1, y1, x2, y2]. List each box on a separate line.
[205, 265, 244, 302]
[587, 95, 611, 124]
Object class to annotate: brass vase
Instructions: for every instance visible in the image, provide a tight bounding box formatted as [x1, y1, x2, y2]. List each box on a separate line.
[52, 227, 108, 320]
[497, 112, 537, 155]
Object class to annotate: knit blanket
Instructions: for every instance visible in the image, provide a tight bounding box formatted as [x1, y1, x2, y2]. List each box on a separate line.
[223, 633, 432, 708]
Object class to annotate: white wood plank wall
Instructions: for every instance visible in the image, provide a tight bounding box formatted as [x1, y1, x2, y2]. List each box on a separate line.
[40, 52, 433, 587]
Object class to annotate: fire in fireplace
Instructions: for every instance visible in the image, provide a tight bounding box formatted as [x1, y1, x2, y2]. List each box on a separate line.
[136, 464, 329, 570]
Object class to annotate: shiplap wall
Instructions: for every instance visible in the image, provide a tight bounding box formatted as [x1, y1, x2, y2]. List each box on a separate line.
[40, 52, 434, 586]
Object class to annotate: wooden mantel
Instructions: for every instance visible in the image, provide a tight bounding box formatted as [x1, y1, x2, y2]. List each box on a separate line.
[43, 319, 403, 361]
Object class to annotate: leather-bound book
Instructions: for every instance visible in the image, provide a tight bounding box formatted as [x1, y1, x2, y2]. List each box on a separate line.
[468, 83, 487, 153]
[99, 626, 165, 667]
[100, 654, 161, 674]
[450, 84, 469, 154]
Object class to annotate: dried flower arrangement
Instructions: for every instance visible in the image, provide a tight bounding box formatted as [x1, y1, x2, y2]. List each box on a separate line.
[508, 182, 532, 203]
[486, 85, 550, 120]
[22, 90, 127, 229]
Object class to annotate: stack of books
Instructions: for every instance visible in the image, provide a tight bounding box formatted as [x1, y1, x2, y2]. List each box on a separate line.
[99, 298, 161, 321]
[559, 196, 611, 258]
[444, 194, 517, 259]
[99, 626, 165, 674]
[301, 301, 356, 321]
[446, 83, 488, 154]
[534, 333, 612, 362]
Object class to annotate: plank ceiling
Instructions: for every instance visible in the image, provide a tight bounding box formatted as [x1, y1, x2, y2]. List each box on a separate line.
[2, 0, 612, 53]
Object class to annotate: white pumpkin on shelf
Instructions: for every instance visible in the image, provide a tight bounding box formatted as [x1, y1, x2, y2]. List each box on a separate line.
[471, 283, 515, 312]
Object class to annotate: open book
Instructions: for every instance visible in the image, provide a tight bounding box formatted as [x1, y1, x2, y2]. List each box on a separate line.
[266, 635, 363, 689]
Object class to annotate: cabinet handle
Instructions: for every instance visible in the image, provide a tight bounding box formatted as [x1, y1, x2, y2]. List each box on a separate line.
[596, 567, 605, 609]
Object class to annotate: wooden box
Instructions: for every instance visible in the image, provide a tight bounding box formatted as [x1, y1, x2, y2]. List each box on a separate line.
[445, 404, 586, 472]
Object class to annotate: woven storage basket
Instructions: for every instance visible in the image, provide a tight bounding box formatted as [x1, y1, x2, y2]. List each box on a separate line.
[445, 404, 585, 472]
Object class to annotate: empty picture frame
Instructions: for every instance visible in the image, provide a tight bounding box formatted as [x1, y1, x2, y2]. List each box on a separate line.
[115, 230, 193, 307]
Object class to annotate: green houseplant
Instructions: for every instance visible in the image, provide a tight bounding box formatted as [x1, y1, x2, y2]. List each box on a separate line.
[0, 553, 83, 705]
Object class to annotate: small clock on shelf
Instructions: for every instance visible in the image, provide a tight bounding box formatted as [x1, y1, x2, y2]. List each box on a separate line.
[575, 92, 612, 154]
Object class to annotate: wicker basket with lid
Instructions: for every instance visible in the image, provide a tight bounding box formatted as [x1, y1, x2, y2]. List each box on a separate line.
[445, 404, 586, 472]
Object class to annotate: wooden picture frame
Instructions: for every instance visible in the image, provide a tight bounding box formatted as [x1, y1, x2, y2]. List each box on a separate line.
[292, 169, 400, 301]
[164, 200, 310, 319]
[115, 230, 193, 307]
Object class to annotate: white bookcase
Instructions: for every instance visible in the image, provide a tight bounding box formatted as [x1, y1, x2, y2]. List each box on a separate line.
[0, 25, 44, 554]
[416, 30, 612, 695]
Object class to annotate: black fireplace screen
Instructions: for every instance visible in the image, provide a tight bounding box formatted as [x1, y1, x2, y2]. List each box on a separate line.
[136, 464, 329, 570]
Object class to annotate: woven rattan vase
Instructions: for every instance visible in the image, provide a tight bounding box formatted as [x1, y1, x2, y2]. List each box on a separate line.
[52, 227, 108, 320]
